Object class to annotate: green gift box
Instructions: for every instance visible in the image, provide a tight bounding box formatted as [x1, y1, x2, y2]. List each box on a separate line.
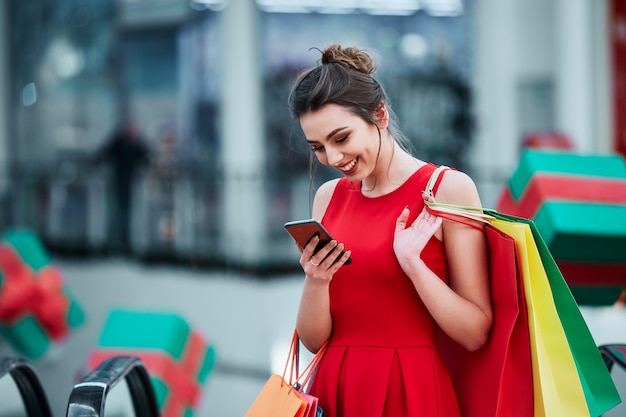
[0, 228, 85, 359]
[87, 309, 216, 417]
[496, 150, 626, 305]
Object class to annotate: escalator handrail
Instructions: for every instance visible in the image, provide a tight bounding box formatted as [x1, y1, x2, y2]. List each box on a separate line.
[66, 355, 160, 417]
[0, 357, 53, 417]
[599, 344, 626, 372]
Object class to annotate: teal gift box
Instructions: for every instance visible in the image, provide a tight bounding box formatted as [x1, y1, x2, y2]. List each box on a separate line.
[0, 228, 85, 359]
[496, 150, 626, 305]
[87, 309, 216, 417]
[497, 149, 626, 305]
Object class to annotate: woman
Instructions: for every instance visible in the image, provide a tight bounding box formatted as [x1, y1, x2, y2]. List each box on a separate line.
[288, 44, 492, 417]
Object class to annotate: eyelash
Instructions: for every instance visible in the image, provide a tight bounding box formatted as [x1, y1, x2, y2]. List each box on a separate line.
[310, 135, 349, 153]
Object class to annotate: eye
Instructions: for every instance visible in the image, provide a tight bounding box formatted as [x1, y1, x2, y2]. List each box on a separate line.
[310, 145, 324, 153]
[335, 135, 348, 143]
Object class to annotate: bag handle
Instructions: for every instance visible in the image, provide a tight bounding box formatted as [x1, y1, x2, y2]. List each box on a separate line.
[424, 164, 449, 196]
[423, 165, 495, 229]
[282, 330, 327, 393]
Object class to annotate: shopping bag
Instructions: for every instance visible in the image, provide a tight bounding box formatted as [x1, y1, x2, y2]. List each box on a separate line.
[493, 219, 590, 416]
[438, 224, 533, 417]
[425, 196, 620, 416]
[245, 331, 325, 417]
[245, 373, 308, 417]
[425, 166, 621, 417]
[428, 165, 533, 417]
[491, 212, 622, 416]
[301, 392, 320, 417]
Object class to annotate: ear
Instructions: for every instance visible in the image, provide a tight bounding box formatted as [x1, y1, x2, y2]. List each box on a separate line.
[374, 102, 389, 129]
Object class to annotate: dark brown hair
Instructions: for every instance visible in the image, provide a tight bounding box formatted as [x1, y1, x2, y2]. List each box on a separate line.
[288, 44, 408, 148]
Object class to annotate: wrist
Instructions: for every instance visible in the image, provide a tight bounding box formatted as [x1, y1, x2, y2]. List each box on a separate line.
[304, 275, 331, 288]
[398, 255, 427, 278]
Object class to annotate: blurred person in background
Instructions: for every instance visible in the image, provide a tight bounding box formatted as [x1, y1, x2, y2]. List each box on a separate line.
[96, 121, 150, 253]
[288, 44, 491, 417]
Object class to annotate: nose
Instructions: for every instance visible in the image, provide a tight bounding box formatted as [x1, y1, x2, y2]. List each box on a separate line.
[325, 146, 344, 166]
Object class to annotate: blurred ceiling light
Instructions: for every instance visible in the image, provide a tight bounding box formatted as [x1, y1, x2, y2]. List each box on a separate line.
[257, 0, 422, 15]
[21, 83, 38, 107]
[47, 38, 85, 80]
[256, 0, 463, 16]
[189, 0, 228, 11]
[400, 33, 428, 58]
[421, 0, 463, 17]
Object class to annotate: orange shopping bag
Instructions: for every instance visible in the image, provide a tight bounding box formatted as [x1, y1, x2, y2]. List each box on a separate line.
[245, 373, 308, 417]
[245, 331, 325, 417]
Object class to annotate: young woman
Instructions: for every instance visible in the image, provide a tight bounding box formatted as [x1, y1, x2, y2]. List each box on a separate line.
[288, 44, 492, 417]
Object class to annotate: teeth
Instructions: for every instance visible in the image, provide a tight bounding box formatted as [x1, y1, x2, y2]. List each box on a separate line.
[340, 159, 357, 172]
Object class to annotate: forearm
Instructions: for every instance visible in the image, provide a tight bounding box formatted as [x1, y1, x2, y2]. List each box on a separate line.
[406, 259, 491, 351]
[296, 278, 333, 353]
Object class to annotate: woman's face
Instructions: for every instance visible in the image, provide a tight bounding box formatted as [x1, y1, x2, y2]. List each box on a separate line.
[299, 103, 387, 181]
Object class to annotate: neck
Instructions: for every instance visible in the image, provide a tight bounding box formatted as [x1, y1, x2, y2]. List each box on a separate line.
[361, 143, 423, 197]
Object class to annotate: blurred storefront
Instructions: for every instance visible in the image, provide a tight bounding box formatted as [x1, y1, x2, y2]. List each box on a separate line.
[0, 0, 476, 271]
[0, 0, 618, 272]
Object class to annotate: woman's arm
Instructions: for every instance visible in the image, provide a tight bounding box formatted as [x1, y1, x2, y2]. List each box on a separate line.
[394, 170, 492, 351]
[295, 179, 344, 353]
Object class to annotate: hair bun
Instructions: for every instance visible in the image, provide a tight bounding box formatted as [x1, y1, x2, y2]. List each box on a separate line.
[319, 44, 375, 75]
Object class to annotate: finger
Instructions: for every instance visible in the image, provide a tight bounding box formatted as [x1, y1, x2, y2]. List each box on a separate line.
[330, 249, 351, 270]
[395, 206, 410, 233]
[312, 239, 338, 263]
[327, 243, 346, 265]
[422, 191, 437, 204]
[302, 235, 320, 256]
[414, 206, 429, 223]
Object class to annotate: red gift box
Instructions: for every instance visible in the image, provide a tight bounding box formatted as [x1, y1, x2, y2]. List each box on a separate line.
[0, 229, 85, 359]
[496, 150, 626, 305]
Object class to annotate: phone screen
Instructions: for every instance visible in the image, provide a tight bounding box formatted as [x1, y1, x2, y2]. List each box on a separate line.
[284, 219, 352, 265]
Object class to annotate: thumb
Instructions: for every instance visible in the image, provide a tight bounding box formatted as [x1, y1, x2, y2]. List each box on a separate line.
[395, 206, 410, 233]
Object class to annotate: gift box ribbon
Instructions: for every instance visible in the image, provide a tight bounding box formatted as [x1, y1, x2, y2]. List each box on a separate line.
[0, 244, 70, 339]
[498, 174, 626, 219]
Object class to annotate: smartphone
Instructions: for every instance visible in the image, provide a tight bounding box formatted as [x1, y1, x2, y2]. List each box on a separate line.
[284, 219, 352, 265]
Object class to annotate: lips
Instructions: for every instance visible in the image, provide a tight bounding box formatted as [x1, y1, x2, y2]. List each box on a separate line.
[339, 158, 358, 174]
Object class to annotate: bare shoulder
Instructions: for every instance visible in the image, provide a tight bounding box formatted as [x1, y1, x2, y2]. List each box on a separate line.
[435, 169, 482, 207]
[311, 178, 341, 220]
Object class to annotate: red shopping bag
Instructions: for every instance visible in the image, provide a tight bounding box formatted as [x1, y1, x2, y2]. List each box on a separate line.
[438, 224, 533, 417]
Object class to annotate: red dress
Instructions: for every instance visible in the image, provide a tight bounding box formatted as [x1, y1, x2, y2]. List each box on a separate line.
[308, 163, 461, 417]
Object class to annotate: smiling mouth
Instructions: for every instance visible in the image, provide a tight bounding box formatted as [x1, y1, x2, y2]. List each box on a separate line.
[339, 158, 357, 172]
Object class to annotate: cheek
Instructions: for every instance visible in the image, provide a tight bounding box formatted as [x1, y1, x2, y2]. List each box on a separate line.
[315, 153, 329, 165]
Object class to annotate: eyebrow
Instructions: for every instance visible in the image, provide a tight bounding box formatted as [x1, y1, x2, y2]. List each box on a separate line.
[306, 126, 349, 143]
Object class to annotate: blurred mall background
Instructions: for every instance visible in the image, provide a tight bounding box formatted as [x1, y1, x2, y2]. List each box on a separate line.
[0, 0, 625, 416]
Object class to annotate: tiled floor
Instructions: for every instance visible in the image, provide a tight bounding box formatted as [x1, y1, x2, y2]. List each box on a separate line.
[1, 257, 625, 417]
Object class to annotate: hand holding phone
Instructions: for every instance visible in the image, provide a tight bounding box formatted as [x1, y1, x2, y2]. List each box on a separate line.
[284, 219, 352, 265]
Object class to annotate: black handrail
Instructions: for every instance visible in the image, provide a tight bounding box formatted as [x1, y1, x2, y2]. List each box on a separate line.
[0, 357, 53, 417]
[65, 355, 160, 417]
[599, 344, 626, 372]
